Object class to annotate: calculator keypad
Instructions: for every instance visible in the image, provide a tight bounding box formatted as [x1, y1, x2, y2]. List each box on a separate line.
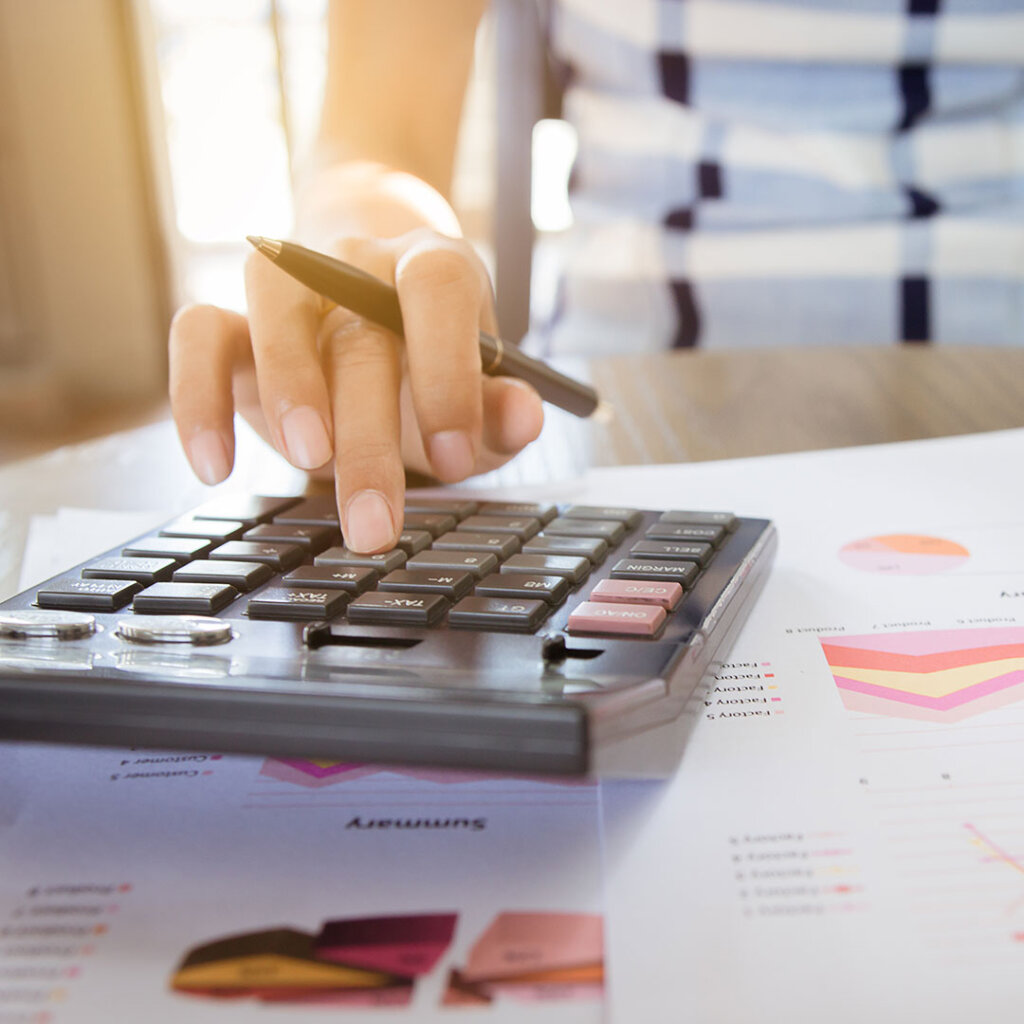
[31, 496, 740, 641]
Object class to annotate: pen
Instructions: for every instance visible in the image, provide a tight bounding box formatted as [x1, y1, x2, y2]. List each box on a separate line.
[246, 236, 601, 418]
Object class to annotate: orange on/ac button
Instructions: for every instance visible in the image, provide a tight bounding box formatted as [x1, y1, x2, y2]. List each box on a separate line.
[567, 601, 667, 637]
[588, 578, 683, 611]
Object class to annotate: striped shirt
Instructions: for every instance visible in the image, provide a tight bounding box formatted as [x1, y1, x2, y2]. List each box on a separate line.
[537, 0, 1024, 353]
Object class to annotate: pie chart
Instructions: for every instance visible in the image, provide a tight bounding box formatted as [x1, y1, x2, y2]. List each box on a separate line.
[839, 534, 969, 575]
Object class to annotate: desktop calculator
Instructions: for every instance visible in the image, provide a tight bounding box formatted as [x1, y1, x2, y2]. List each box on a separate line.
[0, 495, 776, 776]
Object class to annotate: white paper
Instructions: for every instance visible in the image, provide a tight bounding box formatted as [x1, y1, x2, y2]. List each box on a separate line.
[5, 429, 1024, 1021]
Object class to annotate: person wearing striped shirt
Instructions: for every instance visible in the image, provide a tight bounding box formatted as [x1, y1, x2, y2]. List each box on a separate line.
[169, 0, 1024, 555]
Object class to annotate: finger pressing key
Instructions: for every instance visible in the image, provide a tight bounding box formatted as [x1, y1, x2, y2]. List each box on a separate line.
[322, 312, 405, 553]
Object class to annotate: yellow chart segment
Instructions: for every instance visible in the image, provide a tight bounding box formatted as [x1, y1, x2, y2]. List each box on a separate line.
[172, 954, 396, 992]
[827, 657, 1024, 698]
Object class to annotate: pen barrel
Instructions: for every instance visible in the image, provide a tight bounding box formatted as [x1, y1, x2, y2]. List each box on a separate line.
[480, 333, 600, 418]
[272, 240, 600, 418]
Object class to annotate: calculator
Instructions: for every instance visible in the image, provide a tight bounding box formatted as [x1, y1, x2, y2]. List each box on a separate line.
[0, 495, 776, 776]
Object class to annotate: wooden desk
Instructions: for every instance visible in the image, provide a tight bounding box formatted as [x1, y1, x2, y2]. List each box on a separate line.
[3, 345, 1023, 600]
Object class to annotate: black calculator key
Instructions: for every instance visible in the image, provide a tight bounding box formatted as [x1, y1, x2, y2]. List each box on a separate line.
[629, 540, 713, 566]
[37, 577, 141, 612]
[191, 495, 300, 526]
[347, 591, 449, 627]
[432, 531, 520, 559]
[242, 523, 338, 553]
[315, 546, 407, 574]
[658, 510, 738, 531]
[448, 596, 549, 632]
[563, 505, 643, 529]
[475, 573, 570, 606]
[402, 512, 457, 537]
[82, 556, 176, 585]
[123, 536, 213, 562]
[402, 498, 479, 520]
[394, 529, 433, 556]
[210, 541, 305, 572]
[611, 558, 700, 586]
[378, 569, 475, 601]
[501, 553, 591, 584]
[273, 496, 340, 526]
[522, 535, 608, 565]
[133, 582, 239, 615]
[172, 560, 274, 593]
[458, 515, 540, 540]
[282, 565, 378, 593]
[543, 517, 626, 545]
[160, 518, 246, 542]
[247, 587, 348, 621]
[405, 550, 499, 579]
[477, 501, 558, 524]
[643, 523, 726, 547]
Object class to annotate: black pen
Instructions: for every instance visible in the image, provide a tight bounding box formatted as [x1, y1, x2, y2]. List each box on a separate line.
[246, 235, 602, 418]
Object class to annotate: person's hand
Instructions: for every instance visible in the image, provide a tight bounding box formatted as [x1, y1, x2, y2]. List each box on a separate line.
[169, 229, 544, 552]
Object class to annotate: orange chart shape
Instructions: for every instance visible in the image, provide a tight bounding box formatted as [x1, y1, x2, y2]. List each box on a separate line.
[839, 534, 969, 575]
[821, 626, 1024, 722]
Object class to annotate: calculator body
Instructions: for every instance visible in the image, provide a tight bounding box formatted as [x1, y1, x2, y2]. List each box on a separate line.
[0, 498, 776, 777]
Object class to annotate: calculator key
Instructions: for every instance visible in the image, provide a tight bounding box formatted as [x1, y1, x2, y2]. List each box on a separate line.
[589, 578, 683, 611]
[658, 510, 738, 531]
[315, 546, 407, 574]
[133, 582, 239, 615]
[210, 541, 305, 572]
[402, 498, 479, 520]
[568, 601, 666, 637]
[160, 518, 246, 542]
[522, 535, 608, 565]
[347, 591, 449, 627]
[273, 496, 341, 526]
[477, 501, 558, 524]
[629, 540, 713, 566]
[610, 559, 700, 586]
[115, 615, 234, 645]
[82, 556, 176, 585]
[394, 529, 433, 556]
[500, 553, 591, 585]
[457, 515, 541, 540]
[543, 517, 626, 545]
[282, 565, 378, 593]
[0, 609, 97, 640]
[448, 596, 549, 632]
[432, 531, 520, 559]
[378, 569, 475, 601]
[191, 495, 300, 526]
[406, 550, 499, 579]
[242, 523, 338, 553]
[37, 578, 141, 613]
[563, 505, 643, 529]
[401, 512, 457, 537]
[247, 587, 349, 621]
[123, 536, 213, 562]
[172, 560, 274, 593]
[475, 573, 570, 606]
[643, 523, 726, 547]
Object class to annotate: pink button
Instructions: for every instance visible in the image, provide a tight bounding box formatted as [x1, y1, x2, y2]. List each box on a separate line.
[589, 578, 683, 610]
[568, 601, 666, 636]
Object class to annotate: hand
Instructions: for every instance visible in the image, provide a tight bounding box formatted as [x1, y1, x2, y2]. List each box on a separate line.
[169, 229, 544, 551]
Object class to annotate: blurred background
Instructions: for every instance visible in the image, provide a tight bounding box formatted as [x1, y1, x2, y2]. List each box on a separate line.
[0, 0, 574, 463]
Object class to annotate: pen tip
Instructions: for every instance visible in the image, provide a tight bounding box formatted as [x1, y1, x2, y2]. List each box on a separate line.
[592, 400, 616, 425]
[246, 235, 282, 259]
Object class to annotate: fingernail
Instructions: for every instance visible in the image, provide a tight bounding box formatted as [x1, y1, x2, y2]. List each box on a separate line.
[344, 490, 396, 553]
[281, 406, 332, 469]
[188, 430, 230, 485]
[428, 430, 474, 482]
